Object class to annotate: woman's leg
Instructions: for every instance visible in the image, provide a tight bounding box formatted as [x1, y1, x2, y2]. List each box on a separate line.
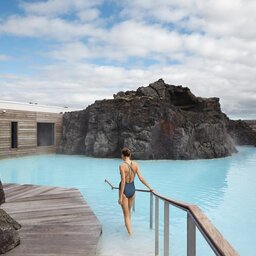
[121, 195, 132, 235]
[128, 194, 135, 217]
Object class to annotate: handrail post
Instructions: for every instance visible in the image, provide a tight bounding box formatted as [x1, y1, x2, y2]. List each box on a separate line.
[164, 201, 170, 256]
[133, 198, 135, 212]
[155, 196, 159, 256]
[104, 180, 239, 256]
[187, 213, 196, 256]
[150, 192, 153, 229]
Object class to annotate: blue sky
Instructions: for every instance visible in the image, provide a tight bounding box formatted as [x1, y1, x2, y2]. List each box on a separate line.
[0, 0, 256, 119]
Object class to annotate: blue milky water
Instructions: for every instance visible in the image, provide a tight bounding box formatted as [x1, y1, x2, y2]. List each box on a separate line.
[0, 146, 255, 256]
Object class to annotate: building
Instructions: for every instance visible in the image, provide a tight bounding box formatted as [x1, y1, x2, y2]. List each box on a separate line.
[0, 100, 77, 159]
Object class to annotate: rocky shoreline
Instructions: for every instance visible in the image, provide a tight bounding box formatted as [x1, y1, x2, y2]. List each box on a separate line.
[0, 181, 21, 255]
[228, 119, 256, 146]
[58, 79, 256, 159]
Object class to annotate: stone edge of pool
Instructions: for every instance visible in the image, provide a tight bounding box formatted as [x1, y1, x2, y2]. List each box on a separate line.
[1, 183, 102, 256]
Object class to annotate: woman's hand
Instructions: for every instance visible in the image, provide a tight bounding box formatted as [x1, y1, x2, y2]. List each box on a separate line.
[118, 198, 123, 205]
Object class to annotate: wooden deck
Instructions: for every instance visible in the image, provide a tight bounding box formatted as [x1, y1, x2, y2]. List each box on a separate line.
[2, 183, 102, 256]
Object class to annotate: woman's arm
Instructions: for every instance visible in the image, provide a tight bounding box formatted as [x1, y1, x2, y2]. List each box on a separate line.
[118, 165, 126, 205]
[136, 167, 153, 191]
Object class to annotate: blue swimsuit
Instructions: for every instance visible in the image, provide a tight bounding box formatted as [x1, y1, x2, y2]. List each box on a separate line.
[119, 162, 136, 198]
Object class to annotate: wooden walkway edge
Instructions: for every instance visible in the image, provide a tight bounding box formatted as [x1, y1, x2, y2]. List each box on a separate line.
[2, 183, 102, 256]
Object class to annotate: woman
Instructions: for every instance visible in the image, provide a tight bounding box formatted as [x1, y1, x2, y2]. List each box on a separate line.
[118, 147, 153, 235]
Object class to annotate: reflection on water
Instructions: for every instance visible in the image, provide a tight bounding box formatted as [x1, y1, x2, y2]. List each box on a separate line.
[0, 146, 255, 255]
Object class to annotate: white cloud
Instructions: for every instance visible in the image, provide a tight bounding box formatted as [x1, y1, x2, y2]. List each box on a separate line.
[187, 2, 256, 41]
[20, 0, 102, 17]
[106, 21, 183, 58]
[78, 8, 100, 22]
[120, 0, 256, 41]
[48, 42, 92, 61]
[0, 15, 104, 41]
[119, 0, 195, 23]
[0, 0, 255, 118]
[45, 19, 256, 70]
[45, 21, 185, 62]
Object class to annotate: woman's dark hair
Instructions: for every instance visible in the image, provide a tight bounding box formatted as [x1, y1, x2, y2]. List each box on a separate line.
[121, 147, 131, 157]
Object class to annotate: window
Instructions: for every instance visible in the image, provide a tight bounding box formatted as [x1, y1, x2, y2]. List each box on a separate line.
[11, 122, 18, 148]
[37, 123, 55, 146]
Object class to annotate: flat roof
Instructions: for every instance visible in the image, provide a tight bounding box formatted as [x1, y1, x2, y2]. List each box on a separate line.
[0, 100, 80, 113]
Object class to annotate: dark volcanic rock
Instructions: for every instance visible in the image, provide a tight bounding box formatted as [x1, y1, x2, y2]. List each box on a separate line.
[0, 209, 21, 254]
[59, 79, 237, 159]
[0, 180, 5, 205]
[228, 119, 256, 146]
[244, 120, 256, 132]
[58, 110, 88, 154]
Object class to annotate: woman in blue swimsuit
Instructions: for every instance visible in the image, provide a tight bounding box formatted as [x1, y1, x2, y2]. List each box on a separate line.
[118, 147, 153, 235]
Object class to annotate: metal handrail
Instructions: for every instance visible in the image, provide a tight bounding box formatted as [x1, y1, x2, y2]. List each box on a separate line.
[105, 179, 239, 256]
[105, 179, 150, 193]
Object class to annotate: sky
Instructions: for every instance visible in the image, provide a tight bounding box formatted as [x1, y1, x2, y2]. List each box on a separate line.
[0, 0, 256, 119]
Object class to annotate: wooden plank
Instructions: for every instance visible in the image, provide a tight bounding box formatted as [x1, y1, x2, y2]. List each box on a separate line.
[0, 138, 11, 143]
[188, 205, 239, 256]
[18, 131, 36, 135]
[2, 183, 102, 256]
